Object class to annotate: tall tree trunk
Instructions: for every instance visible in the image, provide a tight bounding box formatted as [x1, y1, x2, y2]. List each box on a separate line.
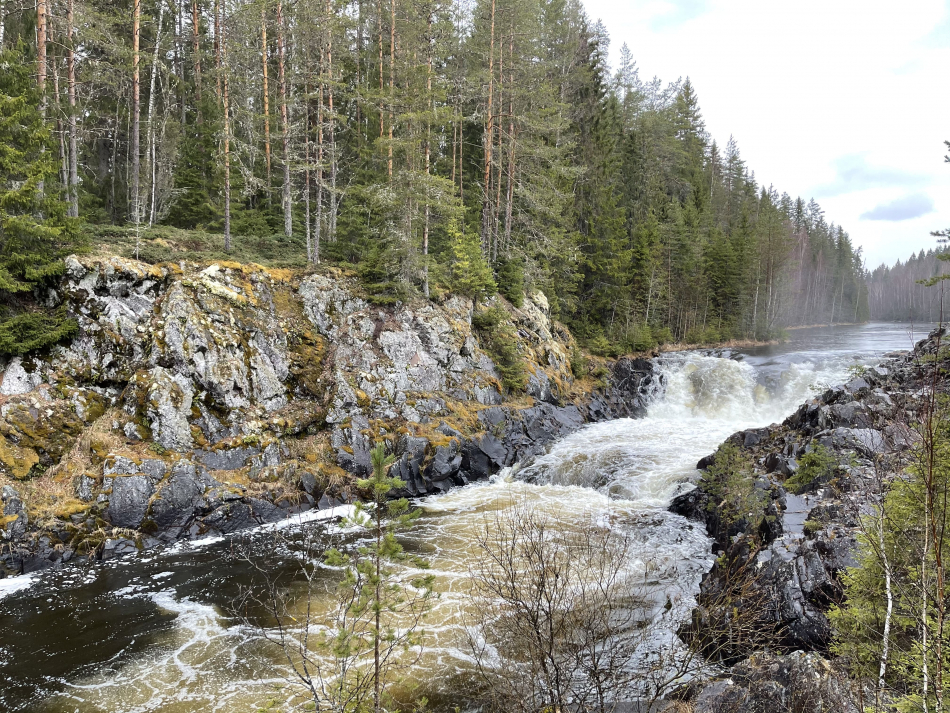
[303, 75, 311, 263]
[387, 0, 394, 181]
[37, 0, 47, 197]
[148, 1, 165, 225]
[191, 0, 202, 115]
[503, 26, 515, 256]
[422, 9, 432, 298]
[877, 503, 893, 708]
[374, 505, 383, 713]
[355, 0, 362, 133]
[261, 3, 271, 193]
[66, 0, 78, 217]
[132, 0, 141, 226]
[314, 47, 323, 263]
[480, 0, 495, 254]
[37, 0, 47, 97]
[276, 0, 291, 236]
[492, 26, 504, 263]
[377, 0, 383, 150]
[174, 0, 184, 125]
[213, 0, 221, 101]
[326, 0, 336, 241]
[53, 57, 68, 191]
[221, 0, 231, 250]
[0, 0, 5, 49]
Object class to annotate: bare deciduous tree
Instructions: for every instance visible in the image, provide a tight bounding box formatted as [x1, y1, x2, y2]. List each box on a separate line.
[465, 500, 761, 713]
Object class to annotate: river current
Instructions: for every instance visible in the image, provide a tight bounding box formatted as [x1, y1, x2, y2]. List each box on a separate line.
[0, 322, 931, 712]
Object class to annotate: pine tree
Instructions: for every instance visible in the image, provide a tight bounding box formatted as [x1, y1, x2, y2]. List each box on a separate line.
[324, 443, 434, 713]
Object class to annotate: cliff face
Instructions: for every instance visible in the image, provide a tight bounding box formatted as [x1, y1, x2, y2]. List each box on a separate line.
[0, 256, 655, 576]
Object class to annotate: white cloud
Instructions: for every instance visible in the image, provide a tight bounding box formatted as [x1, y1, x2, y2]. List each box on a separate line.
[581, 0, 950, 268]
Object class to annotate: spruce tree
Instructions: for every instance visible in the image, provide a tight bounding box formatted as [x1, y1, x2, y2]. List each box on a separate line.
[0, 43, 81, 355]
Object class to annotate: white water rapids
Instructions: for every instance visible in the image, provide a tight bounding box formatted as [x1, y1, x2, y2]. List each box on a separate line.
[0, 323, 930, 712]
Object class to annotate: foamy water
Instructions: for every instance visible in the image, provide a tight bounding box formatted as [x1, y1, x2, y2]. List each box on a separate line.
[0, 323, 930, 712]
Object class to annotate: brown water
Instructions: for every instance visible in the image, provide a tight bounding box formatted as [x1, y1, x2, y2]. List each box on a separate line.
[0, 322, 932, 712]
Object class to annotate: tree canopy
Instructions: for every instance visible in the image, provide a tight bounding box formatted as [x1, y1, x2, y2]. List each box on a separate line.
[0, 0, 869, 354]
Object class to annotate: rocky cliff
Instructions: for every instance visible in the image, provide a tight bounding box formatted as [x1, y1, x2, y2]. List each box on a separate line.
[0, 256, 655, 576]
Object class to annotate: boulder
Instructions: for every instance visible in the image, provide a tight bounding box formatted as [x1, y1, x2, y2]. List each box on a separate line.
[669, 487, 709, 523]
[148, 461, 211, 538]
[197, 445, 260, 471]
[107, 475, 155, 529]
[690, 651, 857, 713]
[2, 485, 28, 541]
[101, 538, 139, 560]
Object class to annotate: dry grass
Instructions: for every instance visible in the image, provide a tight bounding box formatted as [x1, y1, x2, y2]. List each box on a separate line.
[3, 469, 87, 529]
[284, 433, 325, 462]
[45, 408, 125, 480]
[663, 703, 694, 712]
[4, 409, 135, 528]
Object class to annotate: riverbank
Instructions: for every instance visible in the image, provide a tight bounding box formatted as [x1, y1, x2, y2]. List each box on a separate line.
[0, 254, 658, 578]
[669, 327, 943, 710]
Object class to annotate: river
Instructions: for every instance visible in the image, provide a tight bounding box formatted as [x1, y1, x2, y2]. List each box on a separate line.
[0, 322, 931, 712]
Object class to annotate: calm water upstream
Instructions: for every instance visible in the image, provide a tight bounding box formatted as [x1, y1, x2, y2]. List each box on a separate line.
[0, 322, 932, 712]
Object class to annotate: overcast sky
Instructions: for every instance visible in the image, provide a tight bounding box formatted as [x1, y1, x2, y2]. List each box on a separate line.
[580, 0, 950, 270]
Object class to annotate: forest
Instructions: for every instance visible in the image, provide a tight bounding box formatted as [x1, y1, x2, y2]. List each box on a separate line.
[0, 0, 869, 356]
[866, 248, 950, 323]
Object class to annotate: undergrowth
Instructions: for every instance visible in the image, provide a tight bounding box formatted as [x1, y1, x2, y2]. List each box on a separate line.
[472, 306, 528, 393]
[87, 224, 309, 268]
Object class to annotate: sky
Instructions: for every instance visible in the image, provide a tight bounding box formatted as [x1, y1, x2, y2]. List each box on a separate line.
[579, 0, 950, 270]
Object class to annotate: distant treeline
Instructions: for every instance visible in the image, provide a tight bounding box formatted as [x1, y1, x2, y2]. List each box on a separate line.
[868, 249, 950, 323]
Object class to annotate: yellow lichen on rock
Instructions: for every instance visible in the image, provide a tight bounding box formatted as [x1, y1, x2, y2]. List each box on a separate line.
[0, 439, 40, 479]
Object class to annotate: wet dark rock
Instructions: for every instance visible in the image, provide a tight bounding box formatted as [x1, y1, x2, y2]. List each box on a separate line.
[107, 475, 155, 529]
[669, 488, 709, 523]
[808, 502, 858, 528]
[196, 445, 260, 471]
[842, 377, 870, 395]
[831, 427, 886, 456]
[759, 500, 784, 544]
[426, 441, 463, 484]
[299, 470, 318, 495]
[824, 401, 872, 429]
[201, 498, 283, 534]
[729, 427, 770, 448]
[101, 537, 138, 560]
[477, 407, 507, 429]
[2, 485, 28, 542]
[526, 370, 557, 404]
[389, 436, 430, 497]
[148, 462, 208, 539]
[139, 459, 168, 482]
[884, 422, 919, 450]
[764, 452, 798, 476]
[600, 357, 655, 418]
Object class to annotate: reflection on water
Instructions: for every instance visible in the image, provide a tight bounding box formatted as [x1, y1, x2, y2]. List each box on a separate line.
[0, 322, 933, 712]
